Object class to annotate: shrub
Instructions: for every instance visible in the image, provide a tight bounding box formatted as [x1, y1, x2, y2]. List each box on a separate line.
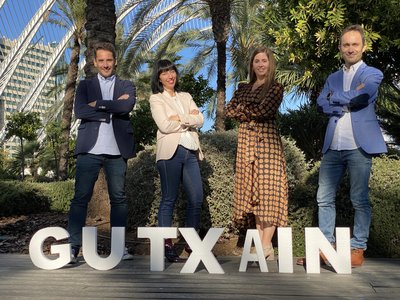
[126, 146, 160, 230]
[125, 131, 400, 257]
[368, 155, 400, 258]
[0, 180, 74, 217]
[280, 159, 317, 256]
[286, 155, 400, 258]
[126, 130, 309, 240]
[30, 180, 75, 213]
[0, 181, 51, 216]
[318, 155, 400, 258]
[278, 103, 328, 161]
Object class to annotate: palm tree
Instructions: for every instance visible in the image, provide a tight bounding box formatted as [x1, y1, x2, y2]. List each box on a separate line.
[204, 0, 232, 131]
[81, 0, 118, 221]
[47, 0, 86, 180]
[75, 0, 266, 133]
[184, 1, 265, 111]
[228, 0, 264, 82]
[84, 0, 117, 78]
[119, 0, 270, 131]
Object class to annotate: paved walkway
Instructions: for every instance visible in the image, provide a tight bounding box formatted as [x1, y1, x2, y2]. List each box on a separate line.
[0, 254, 399, 299]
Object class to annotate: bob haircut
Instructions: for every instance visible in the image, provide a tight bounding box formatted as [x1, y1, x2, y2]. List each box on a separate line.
[151, 59, 180, 94]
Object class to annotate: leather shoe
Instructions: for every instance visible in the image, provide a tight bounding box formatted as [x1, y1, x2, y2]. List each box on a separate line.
[296, 252, 328, 266]
[351, 249, 364, 267]
[184, 244, 192, 254]
[165, 244, 186, 263]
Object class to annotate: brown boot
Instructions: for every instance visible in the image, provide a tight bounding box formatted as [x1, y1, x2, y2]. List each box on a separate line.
[351, 249, 364, 267]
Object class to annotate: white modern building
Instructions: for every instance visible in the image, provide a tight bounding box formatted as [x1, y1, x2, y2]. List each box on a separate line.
[0, 37, 57, 155]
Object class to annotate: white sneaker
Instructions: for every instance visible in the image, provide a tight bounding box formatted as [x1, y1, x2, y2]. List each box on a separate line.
[122, 247, 133, 260]
[69, 247, 79, 264]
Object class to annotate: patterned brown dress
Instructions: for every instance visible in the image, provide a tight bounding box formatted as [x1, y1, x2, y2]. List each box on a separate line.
[226, 81, 288, 227]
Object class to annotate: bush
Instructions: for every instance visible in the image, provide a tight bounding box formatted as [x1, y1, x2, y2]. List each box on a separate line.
[0, 180, 74, 217]
[278, 103, 328, 161]
[0, 181, 51, 216]
[125, 131, 400, 258]
[286, 155, 400, 258]
[287, 171, 319, 256]
[126, 130, 309, 240]
[368, 155, 400, 258]
[3, 130, 398, 258]
[126, 146, 160, 230]
[30, 180, 75, 213]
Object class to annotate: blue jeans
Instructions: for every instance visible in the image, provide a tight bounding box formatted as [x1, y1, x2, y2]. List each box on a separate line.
[157, 145, 203, 230]
[68, 154, 128, 248]
[317, 149, 372, 250]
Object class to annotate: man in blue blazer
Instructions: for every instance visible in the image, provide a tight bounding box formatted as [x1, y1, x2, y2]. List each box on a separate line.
[67, 42, 136, 263]
[314, 25, 387, 267]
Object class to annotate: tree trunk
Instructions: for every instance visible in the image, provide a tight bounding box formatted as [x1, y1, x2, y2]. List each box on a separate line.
[215, 40, 227, 132]
[207, 0, 232, 132]
[84, 0, 117, 78]
[52, 139, 60, 180]
[87, 170, 110, 223]
[19, 137, 24, 181]
[58, 36, 80, 180]
[83, 0, 117, 220]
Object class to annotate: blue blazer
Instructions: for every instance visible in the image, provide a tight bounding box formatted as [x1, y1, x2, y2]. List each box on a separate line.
[74, 76, 136, 159]
[317, 62, 387, 155]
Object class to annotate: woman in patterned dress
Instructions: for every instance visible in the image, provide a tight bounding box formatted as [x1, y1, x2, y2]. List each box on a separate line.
[225, 46, 288, 260]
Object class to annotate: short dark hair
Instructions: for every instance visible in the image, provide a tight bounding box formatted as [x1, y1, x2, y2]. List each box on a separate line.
[340, 24, 365, 46]
[93, 42, 116, 59]
[151, 59, 180, 94]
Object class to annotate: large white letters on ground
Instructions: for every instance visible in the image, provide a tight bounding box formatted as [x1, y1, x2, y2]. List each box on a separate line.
[239, 229, 268, 272]
[137, 227, 177, 271]
[278, 227, 293, 273]
[28, 226, 352, 274]
[29, 227, 71, 270]
[82, 227, 125, 271]
[305, 227, 351, 274]
[179, 227, 224, 274]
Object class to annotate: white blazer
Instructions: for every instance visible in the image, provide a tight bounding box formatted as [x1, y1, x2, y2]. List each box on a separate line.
[149, 91, 204, 161]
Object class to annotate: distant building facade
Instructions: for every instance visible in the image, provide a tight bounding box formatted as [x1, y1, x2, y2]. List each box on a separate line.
[0, 37, 57, 155]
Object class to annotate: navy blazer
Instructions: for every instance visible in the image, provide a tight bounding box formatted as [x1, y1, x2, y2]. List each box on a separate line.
[317, 63, 387, 155]
[74, 76, 136, 159]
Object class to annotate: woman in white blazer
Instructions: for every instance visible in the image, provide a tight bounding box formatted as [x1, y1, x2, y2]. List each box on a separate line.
[149, 59, 204, 262]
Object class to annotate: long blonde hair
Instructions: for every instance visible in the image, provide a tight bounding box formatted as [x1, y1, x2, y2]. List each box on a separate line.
[248, 46, 277, 99]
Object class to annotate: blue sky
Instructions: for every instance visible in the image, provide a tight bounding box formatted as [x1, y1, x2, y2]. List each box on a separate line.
[0, 1, 67, 45]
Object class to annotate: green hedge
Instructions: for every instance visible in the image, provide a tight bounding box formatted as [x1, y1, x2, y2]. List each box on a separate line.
[1, 130, 399, 258]
[0, 181, 51, 216]
[367, 156, 400, 258]
[0, 180, 74, 216]
[283, 156, 400, 258]
[126, 130, 309, 239]
[30, 180, 75, 213]
[126, 131, 400, 257]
